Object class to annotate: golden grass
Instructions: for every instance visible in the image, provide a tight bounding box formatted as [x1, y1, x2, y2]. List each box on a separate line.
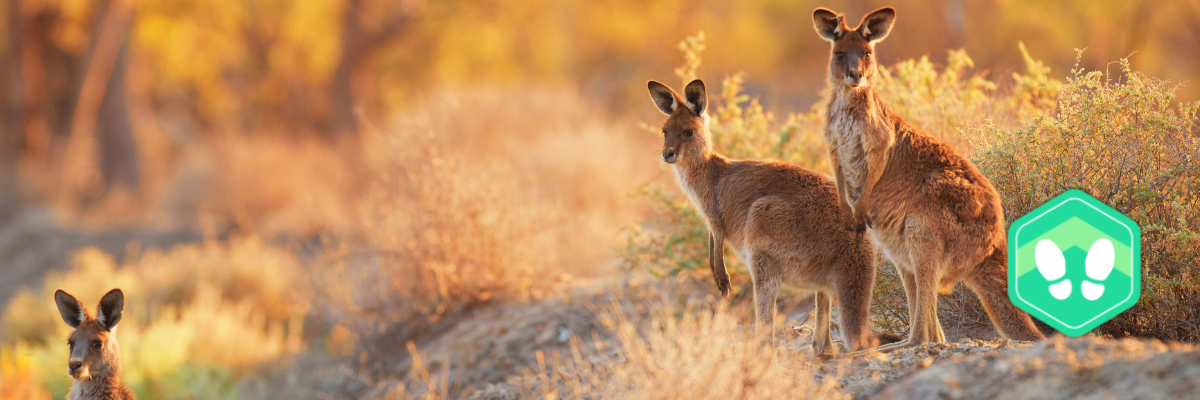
[389, 297, 848, 400]
[316, 86, 655, 326]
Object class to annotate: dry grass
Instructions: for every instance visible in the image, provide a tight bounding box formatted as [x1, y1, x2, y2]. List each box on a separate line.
[201, 134, 362, 237]
[375, 292, 848, 400]
[540, 302, 845, 400]
[299, 87, 658, 394]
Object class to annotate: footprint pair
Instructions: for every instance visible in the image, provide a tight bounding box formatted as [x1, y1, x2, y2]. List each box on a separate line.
[1035, 238, 1114, 300]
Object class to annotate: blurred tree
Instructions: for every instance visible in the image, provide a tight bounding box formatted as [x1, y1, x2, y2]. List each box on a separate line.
[63, 0, 139, 205]
[1, 0, 139, 212]
[0, 0, 22, 220]
[330, 0, 418, 137]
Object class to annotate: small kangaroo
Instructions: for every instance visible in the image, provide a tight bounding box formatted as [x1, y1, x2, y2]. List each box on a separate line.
[811, 7, 1045, 351]
[648, 79, 879, 354]
[54, 288, 136, 400]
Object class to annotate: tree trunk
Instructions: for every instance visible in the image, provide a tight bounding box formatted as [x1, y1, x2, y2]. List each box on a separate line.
[329, 0, 417, 139]
[0, 0, 23, 220]
[330, 0, 364, 138]
[61, 0, 137, 206]
[95, 41, 138, 192]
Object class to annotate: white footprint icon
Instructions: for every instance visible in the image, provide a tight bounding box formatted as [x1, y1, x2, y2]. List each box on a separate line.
[1035, 239, 1072, 300]
[1082, 238, 1114, 300]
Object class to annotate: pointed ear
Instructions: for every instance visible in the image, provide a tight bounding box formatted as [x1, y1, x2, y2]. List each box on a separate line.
[648, 80, 680, 115]
[683, 79, 707, 115]
[96, 289, 124, 331]
[55, 290, 85, 329]
[813, 8, 844, 42]
[860, 7, 896, 43]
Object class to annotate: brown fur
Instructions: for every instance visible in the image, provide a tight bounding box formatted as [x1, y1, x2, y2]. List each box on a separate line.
[55, 289, 136, 400]
[812, 7, 1044, 350]
[648, 80, 879, 354]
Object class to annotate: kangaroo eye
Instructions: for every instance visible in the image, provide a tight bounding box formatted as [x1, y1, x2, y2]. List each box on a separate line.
[91, 341, 101, 350]
[836, 52, 845, 60]
[661, 129, 667, 136]
[684, 130, 694, 137]
[864, 52, 871, 58]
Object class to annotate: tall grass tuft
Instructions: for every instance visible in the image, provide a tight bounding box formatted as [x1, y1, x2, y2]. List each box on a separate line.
[310, 87, 655, 390]
[450, 298, 848, 400]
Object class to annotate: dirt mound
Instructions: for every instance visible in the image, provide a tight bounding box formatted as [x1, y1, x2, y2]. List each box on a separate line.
[832, 336, 1198, 399]
[872, 336, 1199, 400]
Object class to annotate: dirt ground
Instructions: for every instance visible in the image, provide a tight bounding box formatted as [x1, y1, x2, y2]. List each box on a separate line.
[351, 276, 1200, 400]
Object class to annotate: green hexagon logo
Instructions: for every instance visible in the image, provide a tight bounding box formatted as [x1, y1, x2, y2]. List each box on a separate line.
[1009, 189, 1141, 337]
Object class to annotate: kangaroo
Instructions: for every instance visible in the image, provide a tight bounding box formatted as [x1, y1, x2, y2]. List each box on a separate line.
[648, 79, 879, 354]
[811, 6, 1045, 351]
[54, 288, 136, 400]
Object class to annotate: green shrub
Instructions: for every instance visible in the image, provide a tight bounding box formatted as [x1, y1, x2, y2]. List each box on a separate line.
[975, 54, 1200, 341]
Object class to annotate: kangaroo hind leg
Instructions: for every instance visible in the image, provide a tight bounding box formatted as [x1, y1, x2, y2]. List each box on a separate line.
[812, 291, 835, 356]
[749, 252, 783, 344]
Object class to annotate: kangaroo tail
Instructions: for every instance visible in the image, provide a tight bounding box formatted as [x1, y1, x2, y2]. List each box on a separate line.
[965, 244, 1046, 341]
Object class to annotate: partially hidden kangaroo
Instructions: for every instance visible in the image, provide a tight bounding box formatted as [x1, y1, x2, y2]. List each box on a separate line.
[811, 6, 1045, 351]
[55, 288, 136, 400]
[648, 79, 880, 354]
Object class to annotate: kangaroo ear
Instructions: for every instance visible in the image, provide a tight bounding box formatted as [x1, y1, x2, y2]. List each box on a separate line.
[812, 8, 844, 42]
[860, 7, 895, 43]
[55, 290, 85, 329]
[96, 289, 124, 331]
[683, 79, 707, 115]
[648, 81, 680, 115]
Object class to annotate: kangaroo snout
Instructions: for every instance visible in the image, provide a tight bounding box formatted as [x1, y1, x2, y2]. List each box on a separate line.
[844, 71, 863, 87]
[662, 148, 678, 163]
[68, 360, 89, 379]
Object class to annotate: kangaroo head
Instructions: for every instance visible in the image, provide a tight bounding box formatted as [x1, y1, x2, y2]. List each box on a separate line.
[647, 79, 710, 164]
[812, 7, 895, 89]
[55, 288, 124, 382]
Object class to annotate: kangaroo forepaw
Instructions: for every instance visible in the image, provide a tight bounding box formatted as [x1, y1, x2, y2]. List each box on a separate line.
[713, 276, 731, 298]
[853, 208, 872, 230]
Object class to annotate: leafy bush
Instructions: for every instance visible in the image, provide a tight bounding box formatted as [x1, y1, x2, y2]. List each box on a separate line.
[975, 54, 1200, 341]
[0, 238, 308, 399]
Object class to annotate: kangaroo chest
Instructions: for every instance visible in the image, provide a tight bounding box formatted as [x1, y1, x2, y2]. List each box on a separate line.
[673, 165, 714, 229]
[69, 380, 132, 400]
[825, 91, 893, 205]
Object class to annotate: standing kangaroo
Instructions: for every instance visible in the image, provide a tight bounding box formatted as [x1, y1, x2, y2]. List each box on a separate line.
[811, 7, 1044, 351]
[648, 79, 879, 354]
[54, 288, 136, 400]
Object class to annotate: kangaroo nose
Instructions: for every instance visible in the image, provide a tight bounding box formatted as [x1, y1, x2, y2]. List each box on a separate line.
[69, 361, 82, 371]
[662, 149, 678, 163]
